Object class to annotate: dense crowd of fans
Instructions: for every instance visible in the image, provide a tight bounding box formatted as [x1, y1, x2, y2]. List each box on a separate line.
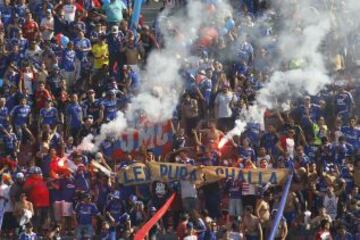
[0, 0, 359, 239]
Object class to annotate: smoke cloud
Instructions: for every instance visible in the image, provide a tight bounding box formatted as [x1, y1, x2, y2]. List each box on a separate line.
[79, 0, 233, 151]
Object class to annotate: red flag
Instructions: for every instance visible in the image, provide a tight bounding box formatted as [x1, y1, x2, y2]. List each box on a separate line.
[93, 0, 101, 8]
[134, 193, 176, 240]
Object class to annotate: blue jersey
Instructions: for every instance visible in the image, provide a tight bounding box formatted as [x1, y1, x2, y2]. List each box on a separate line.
[10, 37, 28, 54]
[297, 104, 321, 124]
[49, 132, 62, 149]
[0, 106, 9, 127]
[66, 103, 83, 128]
[304, 144, 318, 162]
[14, 4, 27, 17]
[105, 200, 123, 223]
[100, 140, 113, 159]
[0, 5, 13, 25]
[61, 49, 76, 72]
[3, 132, 17, 150]
[19, 232, 37, 240]
[341, 126, 360, 150]
[334, 143, 353, 165]
[261, 132, 278, 154]
[75, 202, 99, 225]
[82, 99, 102, 121]
[238, 146, 256, 162]
[74, 173, 90, 192]
[244, 123, 261, 147]
[107, 32, 124, 54]
[199, 78, 212, 104]
[128, 70, 141, 91]
[75, 38, 91, 60]
[10, 105, 31, 126]
[60, 177, 76, 202]
[40, 107, 58, 126]
[102, 99, 118, 122]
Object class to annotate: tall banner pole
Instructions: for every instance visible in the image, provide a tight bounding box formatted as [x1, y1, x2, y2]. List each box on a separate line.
[130, 0, 143, 30]
[268, 172, 293, 240]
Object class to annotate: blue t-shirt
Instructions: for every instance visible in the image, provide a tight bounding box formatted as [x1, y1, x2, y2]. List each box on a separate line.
[199, 78, 212, 104]
[49, 132, 62, 149]
[19, 232, 37, 240]
[260, 132, 278, 155]
[66, 103, 83, 128]
[304, 144, 318, 162]
[3, 132, 17, 151]
[74, 173, 90, 193]
[296, 104, 321, 125]
[10, 104, 31, 126]
[75, 38, 91, 60]
[341, 126, 360, 150]
[14, 4, 27, 17]
[75, 202, 99, 225]
[61, 49, 76, 72]
[102, 99, 118, 121]
[243, 123, 261, 147]
[40, 107, 58, 126]
[41, 154, 51, 178]
[128, 70, 141, 91]
[102, 0, 127, 23]
[105, 200, 123, 223]
[60, 177, 76, 202]
[238, 146, 256, 162]
[0, 5, 13, 25]
[0, 106, 9, 127]
[10, 37, 28, 54]
[96, 183, 111, 209]
[107, 32, 124, 54]
[100, 140, 113, 159]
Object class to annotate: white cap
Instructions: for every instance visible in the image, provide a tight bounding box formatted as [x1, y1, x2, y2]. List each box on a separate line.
[16, 172, 25, 179]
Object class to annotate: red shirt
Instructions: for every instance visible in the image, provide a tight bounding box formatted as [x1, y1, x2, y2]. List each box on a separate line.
[23, 175, 50, 208]
[315, 230, 333, 240]
[34, 89, 52, 110]
[176, 221, 187, 240]
[22, 20, 39, 41]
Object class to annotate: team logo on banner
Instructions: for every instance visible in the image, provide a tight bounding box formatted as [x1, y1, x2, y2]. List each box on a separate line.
[111, 120, 173, 158]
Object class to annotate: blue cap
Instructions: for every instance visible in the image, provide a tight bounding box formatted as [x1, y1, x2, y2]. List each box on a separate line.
[187, 222, 194, 229]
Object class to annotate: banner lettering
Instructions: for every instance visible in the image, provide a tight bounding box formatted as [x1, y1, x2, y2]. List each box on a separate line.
[117, 162, 289, 186]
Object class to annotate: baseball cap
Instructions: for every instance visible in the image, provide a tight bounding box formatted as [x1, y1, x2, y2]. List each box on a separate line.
[111, 25, 119, 33]
[16, 172, 25, 179]
[186, 222, 194, 229]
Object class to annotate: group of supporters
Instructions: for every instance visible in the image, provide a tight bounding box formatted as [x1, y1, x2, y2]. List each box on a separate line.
[0, 0, 359, 239]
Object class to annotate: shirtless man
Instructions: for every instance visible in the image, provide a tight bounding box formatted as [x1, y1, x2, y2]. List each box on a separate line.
[243, 205, 263, 240]
[256, 192, 271, 225]
[196, 121, 224, 148]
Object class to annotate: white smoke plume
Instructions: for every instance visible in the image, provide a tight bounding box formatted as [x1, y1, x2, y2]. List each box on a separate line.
[79, 0, 233, 151]
[222, 0, 335, 142]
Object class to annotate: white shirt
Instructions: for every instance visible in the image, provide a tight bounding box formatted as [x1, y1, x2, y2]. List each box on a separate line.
[0, 183, 13, 212]
[229, 232, 244, 240]
[323, 194, 338, 221]
[215, 92, 235, 119]
[184, 235, 197, 240]
[180, 180, 197, 199]
[23, 71, 34, 95]
[63, 4, 76, 23]
[286, 138, 295, 158]
[40, 17, 54, 41]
